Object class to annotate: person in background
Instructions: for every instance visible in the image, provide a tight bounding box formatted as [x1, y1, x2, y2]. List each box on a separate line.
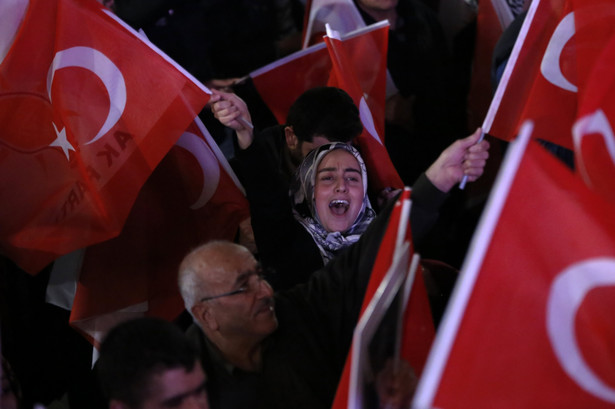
[96, 317, 210, 409]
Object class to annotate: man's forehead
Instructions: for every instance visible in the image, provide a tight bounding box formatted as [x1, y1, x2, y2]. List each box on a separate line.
[202, 247, 256, 283]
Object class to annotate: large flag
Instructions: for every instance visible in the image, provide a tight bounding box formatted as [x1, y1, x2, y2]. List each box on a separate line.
[324, 24, 404, 191]
[484, 0, 578, 149]
[571, 0, 615, 205]
[413, 121, 615, 409]
[0, 0, 210, 274]
[332, 188, 436, 409]
[68, 116, 251, 346]
[301, 0, 366, 49]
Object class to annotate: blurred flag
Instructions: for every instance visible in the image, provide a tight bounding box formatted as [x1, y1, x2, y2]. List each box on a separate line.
[0, 0, 210, 274]
[484, 0, 577, 149]
[413, 121, 615, 409]
[572, 0, 615, 205]
[69, 116, 251, 346]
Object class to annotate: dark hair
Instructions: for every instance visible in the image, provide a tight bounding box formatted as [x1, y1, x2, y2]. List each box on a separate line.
[96, 317, 199, 407]
[286, 87, 363, 143]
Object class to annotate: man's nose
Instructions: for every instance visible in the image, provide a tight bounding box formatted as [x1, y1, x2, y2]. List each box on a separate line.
[256, 277, 274, 298]
[335, 179, 348, 192]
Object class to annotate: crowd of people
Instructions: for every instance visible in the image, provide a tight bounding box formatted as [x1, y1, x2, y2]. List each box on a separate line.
[1, 0, 512, 407]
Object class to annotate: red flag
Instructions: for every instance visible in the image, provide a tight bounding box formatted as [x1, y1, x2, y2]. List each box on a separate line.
[572, 0, 615, 205]
[250, 42, 331, 125]
[300, 0, 366, 49]
[0, 0, 210, 274]
[69, 116, 250, 346]
[484, 0, 578, 149]
[413, 121, 615, 409]
[325, 24, 404, 191]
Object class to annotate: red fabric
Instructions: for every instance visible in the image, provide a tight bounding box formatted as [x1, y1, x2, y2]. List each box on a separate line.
[0, 0, 210, 274]
[70, 117, 250, 345]
[572, 0, 615, 205]
[487, 0, 577, 149]
[426, 137, 615, 408]
[251, 43, 331, 125]
[325, 28, 404, 191]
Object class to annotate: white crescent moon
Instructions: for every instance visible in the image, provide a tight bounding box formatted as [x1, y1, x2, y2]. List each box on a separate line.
[175, 132, 220, 210]
[541, 12, 577, 92]
[546, 257, 615, 403]
[572, 109, 615, 189]
[47, 46, 127, 145]
[359, 96, 383, 145]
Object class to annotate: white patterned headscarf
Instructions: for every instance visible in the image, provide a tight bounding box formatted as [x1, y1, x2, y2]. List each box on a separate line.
[290, 143, 376, 264]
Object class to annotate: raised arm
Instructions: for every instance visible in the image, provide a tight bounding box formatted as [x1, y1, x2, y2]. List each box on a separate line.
[425, 128, 490, 193]
[209, 89, 254, 149]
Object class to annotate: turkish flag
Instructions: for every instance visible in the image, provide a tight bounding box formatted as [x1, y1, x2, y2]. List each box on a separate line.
[325, 24, 404, 191]
[69, 116, 251, 346]
[300, 0, 366, 49]
[572, 0, 615, 205]
[333, 188, 436, 409]
[0, 0, 210, 274]
[484, 0, 578, 150]
[413, 121, 615, 409]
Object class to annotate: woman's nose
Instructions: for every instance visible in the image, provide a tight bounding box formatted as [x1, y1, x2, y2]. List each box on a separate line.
[335, 180, 347, 192]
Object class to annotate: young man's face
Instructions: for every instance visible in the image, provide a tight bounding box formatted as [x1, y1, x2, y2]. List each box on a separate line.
[139, 361, 209, 409]
[298, 135, 333, 159]
[314, 149, 365, 233]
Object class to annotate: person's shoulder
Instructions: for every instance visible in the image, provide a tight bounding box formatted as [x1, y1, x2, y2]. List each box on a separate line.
[255, 125, 285, 148]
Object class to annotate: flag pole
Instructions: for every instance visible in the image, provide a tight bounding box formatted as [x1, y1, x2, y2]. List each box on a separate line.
[459, 0, 540, 189]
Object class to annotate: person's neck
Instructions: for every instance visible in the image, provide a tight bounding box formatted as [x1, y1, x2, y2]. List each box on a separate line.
[210, 334, 264, 372]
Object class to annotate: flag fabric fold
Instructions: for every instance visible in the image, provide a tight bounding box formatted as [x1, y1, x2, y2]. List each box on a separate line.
[0, 0, 210, 274]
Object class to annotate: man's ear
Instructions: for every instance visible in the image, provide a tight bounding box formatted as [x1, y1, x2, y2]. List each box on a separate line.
[284, 126, 298, 150]
[191, 302, 219, 332]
